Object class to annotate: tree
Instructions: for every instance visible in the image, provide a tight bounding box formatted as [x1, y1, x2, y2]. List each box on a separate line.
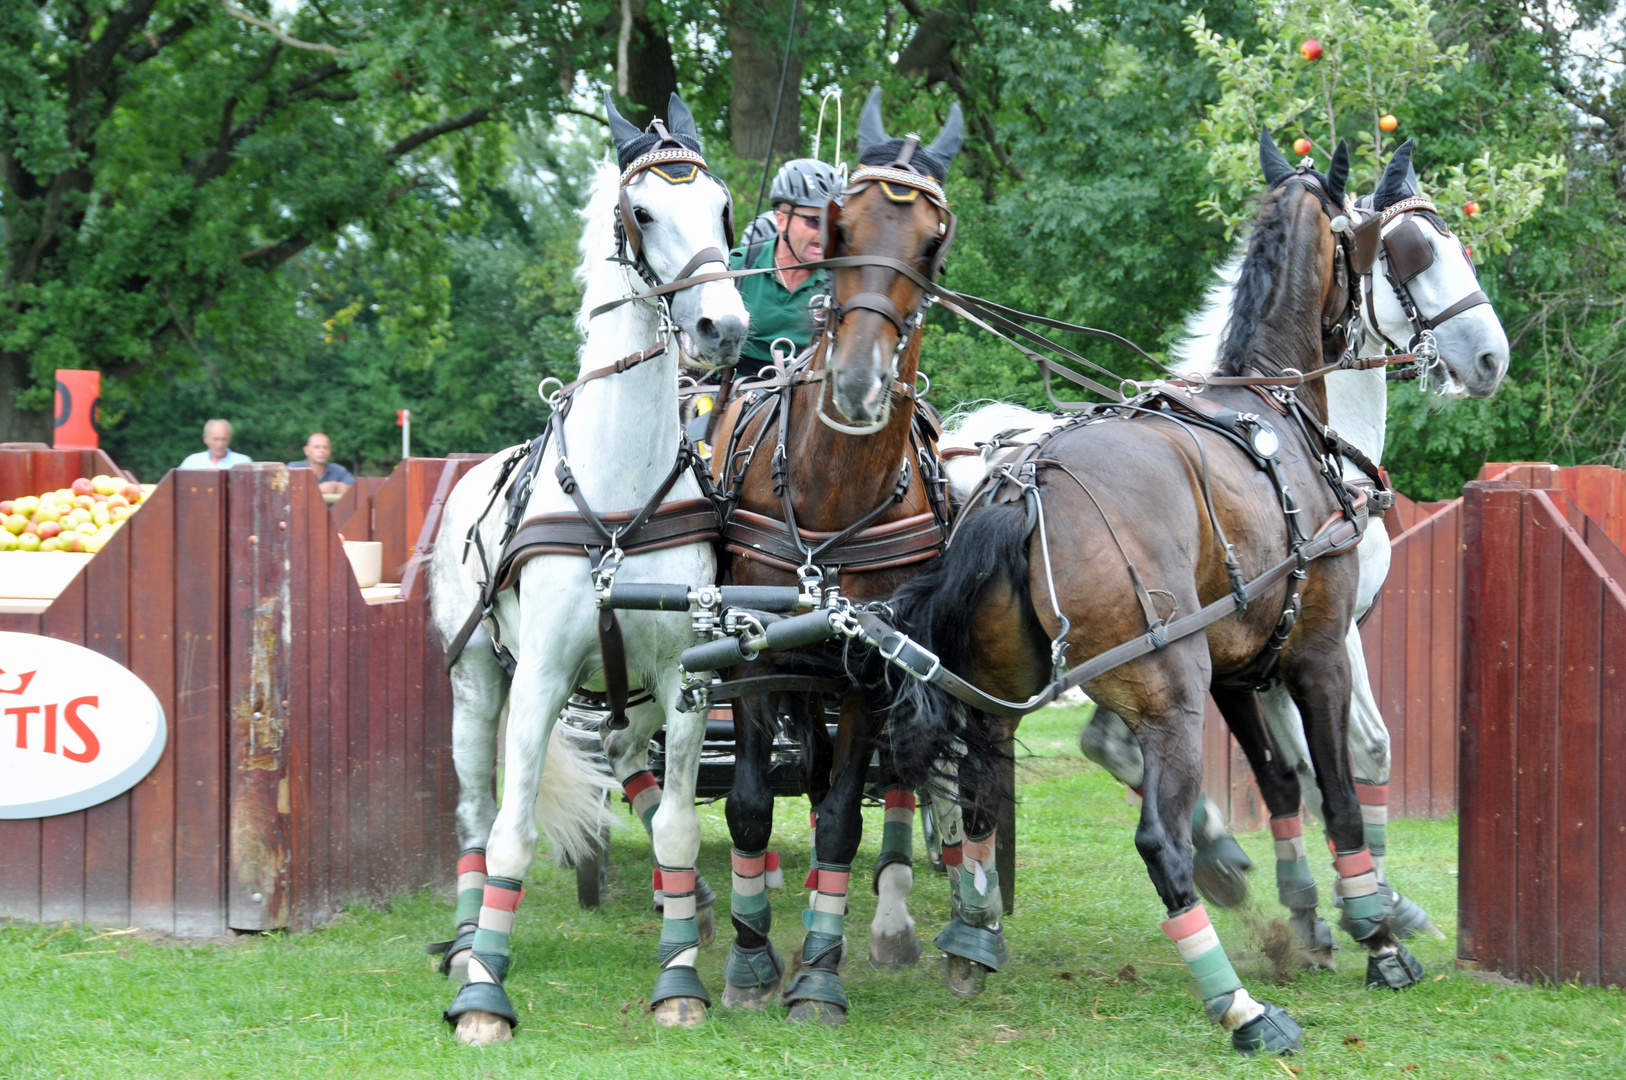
[0, 1, 581, 442]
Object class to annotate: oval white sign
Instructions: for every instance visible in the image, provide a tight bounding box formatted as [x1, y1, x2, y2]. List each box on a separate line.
[0, 631, 167, 819]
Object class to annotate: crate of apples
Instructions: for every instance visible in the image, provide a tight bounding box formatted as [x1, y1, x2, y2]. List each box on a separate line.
[0, 475, 145, 554]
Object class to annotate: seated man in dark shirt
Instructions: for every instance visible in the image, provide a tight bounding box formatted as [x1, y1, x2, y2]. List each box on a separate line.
[288, 432, 355, 495]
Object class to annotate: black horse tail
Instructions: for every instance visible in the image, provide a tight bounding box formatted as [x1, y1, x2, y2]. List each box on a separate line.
[885, 499, 1048, 808]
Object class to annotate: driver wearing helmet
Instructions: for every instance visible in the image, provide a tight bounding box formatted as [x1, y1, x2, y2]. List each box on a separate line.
[729, 158, 843, 380]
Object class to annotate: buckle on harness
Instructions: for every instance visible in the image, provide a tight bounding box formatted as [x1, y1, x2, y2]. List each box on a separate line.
[879, 632, 941, 682]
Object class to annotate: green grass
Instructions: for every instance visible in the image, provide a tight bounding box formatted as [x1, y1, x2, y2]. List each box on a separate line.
[5, 705, 1624, 1079]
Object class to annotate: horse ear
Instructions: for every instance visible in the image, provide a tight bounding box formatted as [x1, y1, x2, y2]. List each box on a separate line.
[1374, 140, 1416, 209]
[857, 86, 888, 154]
[604, 89, 643, 154]
[666, 92, 699, 144]
[925, 102, 964, 167]
[1260, 126, 1293, 188]
[1326, 139, 1350, 205]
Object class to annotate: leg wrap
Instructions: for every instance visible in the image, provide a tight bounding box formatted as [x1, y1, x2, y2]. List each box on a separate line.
[724, 938, 785, 988]
[873, 788, 916, 893]
[787, 864, 850, 1012]
[764, 850, 784, 889]
[1229, 1000, 1303, 1055]
[444, 980, 519, 1029]
[1270, 814, 1320, 911]
[730, 848, 773, 938]
[941, 840, 964, 917]
[623, 770, 662, 834]
[454, 848, 488, 929]
[468, 877, 523, 985]
[651, 865, 712, 1005]
[1332, 847, 1385, 941]
[956, 832, 1002, 927]
[1162, 903, 1244, 1004]
[1355, 781, 1388, 859]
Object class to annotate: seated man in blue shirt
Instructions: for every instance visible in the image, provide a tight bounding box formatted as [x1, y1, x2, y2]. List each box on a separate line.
[179, 419, 252, 470]
[287, 432, 355, 495]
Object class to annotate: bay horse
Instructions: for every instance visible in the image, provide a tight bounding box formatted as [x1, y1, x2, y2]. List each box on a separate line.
[703, 88, 962, 1025]
[883, 132, 1474, 1055]
[426, 93, 746, 1042]
[1075, 137, 1506, 957]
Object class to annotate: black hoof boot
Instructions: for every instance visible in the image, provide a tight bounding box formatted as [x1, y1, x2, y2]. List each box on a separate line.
[1193, 833, 1253, 909]
[1288, 908, 1337, 970]
[1231, 1003, 1303, 1056]
[1386, 890, 1443, 940]
[1366, 944, 1425, 989]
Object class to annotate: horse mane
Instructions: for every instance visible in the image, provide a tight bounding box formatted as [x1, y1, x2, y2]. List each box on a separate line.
[1211, 185, 1328, 378]
[1168, 252, 1242, 378]
[574, 159, 627, 340]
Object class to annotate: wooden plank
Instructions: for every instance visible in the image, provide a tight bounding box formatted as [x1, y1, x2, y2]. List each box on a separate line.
[1515, 491, 1564, 982]
[372, 467, 408, 584]
[302, 473, 333, 929]
[1430, 504, 1460, 816]
[1583, 517, 1626, 587]
[173, 472, 227, 937]
[1380, 530, 1410, 818]
[39, 558, 88, 925]
[1458, 482, 1523, 972]
[128, 478, 178, 933]
[82, 513, 132, 927]
[348, 584, 371, 900]
[367, 607, 390, 900]
[332, 476, 386, 535]
[1403, 514, 1433, 816]
[286, 470, 316, 931]
[226, 465, 292, 931]
[406, 603, 428, 891]
[400, 460, 459, 600]
[327, 525, 354, 906]
[1556, 526, 1604, 986]
[1599, 582, 1626, 986]
[0, 448, 33, 500]
[0, 819, 41, 922]
[387, 601, 409, 896]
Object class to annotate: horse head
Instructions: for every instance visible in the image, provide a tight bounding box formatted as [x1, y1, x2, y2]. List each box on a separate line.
[605, 91, 747, 370]
[1354, 140, 1509, 399]
[818, 87, 963, 433]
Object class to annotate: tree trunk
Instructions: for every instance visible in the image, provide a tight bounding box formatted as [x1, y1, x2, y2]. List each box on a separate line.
[621, 0, 681, 131]
[727, 1, 802, 160]
[0, 351, 52, 445]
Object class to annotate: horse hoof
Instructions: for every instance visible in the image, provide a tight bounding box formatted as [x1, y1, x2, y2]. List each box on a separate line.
[1231, 1003, 1302, 1056]
[721, 978, 782, 1010]
[696, 903, 717, 949]
[1366, 944, 1425, 989]
[869, 930, 922, 970]
[943, 952, 990, 999]
[787, 999, 846, 1027]
[445, 948, 472, 984]
[651, 996, 708, 1027]
[1193, 834, 1253, 909]
[455, 1010, 513, 1046]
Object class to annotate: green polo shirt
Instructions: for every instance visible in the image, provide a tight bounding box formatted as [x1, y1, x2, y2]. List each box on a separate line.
[730, 236, 828, 378]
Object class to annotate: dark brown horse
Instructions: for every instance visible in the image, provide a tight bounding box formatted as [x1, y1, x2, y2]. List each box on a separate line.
[884, 133, 1439, 1055]
[703, 91, 961, 1025]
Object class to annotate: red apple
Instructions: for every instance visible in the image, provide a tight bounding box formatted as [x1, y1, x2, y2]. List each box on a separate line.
[1300, 38, 1323, 61]
[1379, 114, 1398, 133]
[37, 521, 62, 541]
[1462, 200, 1481, 216]
[23, 521, 38, 535]
[1293, 137, 1313, 156]
[0, 501, 11, 517]
[92, 493, 108, 503]
[1464, 245, 1474, 260]
[73, 495, 94, 510]
[118, 484, 142, 503]
[72, 478, 95, 496]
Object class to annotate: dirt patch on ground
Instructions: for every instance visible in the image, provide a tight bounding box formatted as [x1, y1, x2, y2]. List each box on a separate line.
[1235, 907, 1300, 983]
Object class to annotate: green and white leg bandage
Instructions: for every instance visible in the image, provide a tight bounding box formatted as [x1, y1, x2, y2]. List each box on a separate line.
[730, 848, 771, 937]
[468, 877, 523, 985]
[957, 831, 1001, 927]
[1161, 903, 1264, 1029]
[454, 848, 487, 930]
[1270, 813, 1319, 911]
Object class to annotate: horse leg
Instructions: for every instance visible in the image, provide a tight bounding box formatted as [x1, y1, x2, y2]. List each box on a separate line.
[1283, 653, 1425, 990]
[435, 642, 507, 983]
[1137, 679, 1303, 1056]
[936, 743, 1010, 1000]
[1080, 706, 1252, 908]
[444, 647, 579, 1046]
[603, 699, 718, 948]
[1210, 686, 1334, 968]
[721, 693, 785, 1008]
[784, 697, 871, 1026]
[646, 691, 712, 1027]
[868, 753, 922, 970]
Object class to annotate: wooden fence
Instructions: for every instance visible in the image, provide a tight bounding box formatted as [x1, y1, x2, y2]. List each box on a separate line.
[0, 451, 479, 935]
[1458, 467, 1626, 986]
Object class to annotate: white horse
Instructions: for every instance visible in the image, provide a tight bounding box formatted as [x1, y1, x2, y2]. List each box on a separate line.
[427, 93, 747, 1044]
[939, 139, 1507, 961]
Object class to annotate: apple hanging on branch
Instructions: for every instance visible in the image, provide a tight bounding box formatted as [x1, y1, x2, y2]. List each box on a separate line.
[1379, 114, 1398, 132]
[1300, 38, 1323, 61]
[1293, 137, 1314, 157]
[1462, 200, 1481, 216]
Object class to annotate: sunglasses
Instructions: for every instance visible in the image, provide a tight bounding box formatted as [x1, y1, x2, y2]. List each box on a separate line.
[786, 211, 822, 229]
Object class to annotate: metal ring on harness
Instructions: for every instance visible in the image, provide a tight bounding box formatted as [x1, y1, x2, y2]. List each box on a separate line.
[538, 376, 565, 409]
[916, 370, 931, 397]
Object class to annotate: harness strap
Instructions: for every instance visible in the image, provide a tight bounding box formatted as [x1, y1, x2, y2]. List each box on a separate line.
[858, 502, 1366, 717]
[1421, 289, 1490, 329]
